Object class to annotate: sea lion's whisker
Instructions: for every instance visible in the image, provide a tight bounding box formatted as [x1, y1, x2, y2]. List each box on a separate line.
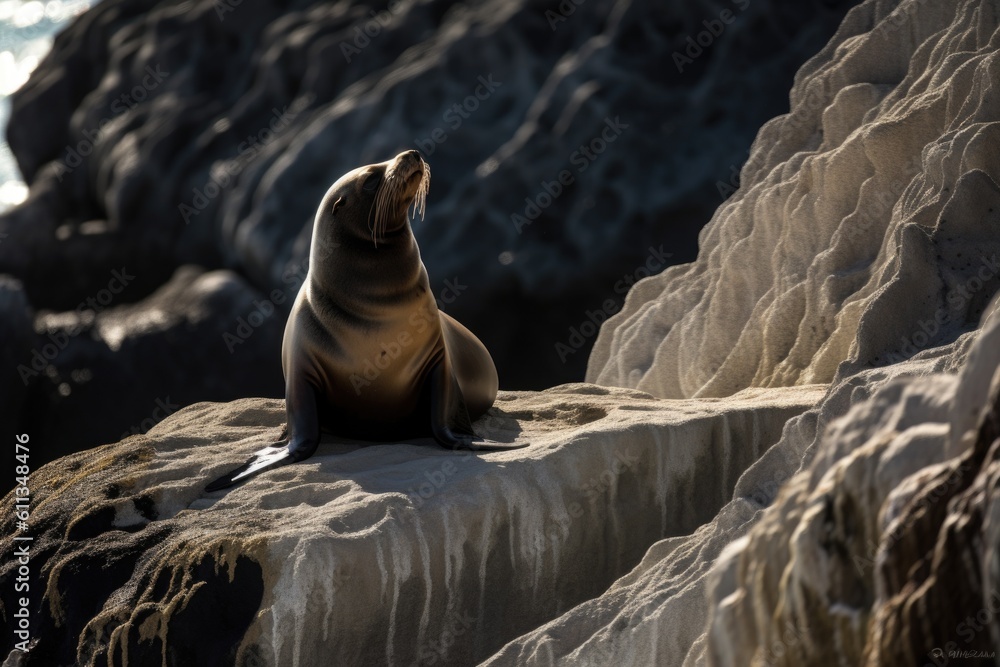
[369, 176, 394, 247]
[411, 163, 430, 222]
[371, 184, 384, 245]
[366, 184, 381, 245]
[367, 160, 430, 247]
[379, 174, 400, 242]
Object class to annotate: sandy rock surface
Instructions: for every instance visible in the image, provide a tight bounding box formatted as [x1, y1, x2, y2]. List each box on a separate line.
[0, 384, 819, 665]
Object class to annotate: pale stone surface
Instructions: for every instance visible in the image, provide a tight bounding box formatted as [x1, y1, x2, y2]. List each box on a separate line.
[0, 384, 820, 665]
[484, 324, 980, 667]
[699, 292, 1000, 667]
[589, 0, 1000, 400]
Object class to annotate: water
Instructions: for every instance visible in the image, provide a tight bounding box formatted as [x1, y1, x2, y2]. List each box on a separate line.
[0, 0, 92, 210]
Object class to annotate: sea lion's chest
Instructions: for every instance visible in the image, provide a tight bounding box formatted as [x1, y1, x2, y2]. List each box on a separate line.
[287, 285, 445, 419]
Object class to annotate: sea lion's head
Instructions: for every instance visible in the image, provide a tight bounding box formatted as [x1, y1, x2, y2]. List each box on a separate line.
[316, 150, 431, 248]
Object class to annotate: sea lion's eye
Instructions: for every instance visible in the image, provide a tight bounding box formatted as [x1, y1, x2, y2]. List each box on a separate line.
[331, 197, 345, 215]
[362, 172, 381, 192]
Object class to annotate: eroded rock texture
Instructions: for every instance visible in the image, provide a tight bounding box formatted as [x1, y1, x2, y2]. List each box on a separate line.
[0, 0, 858, 458]
[700, 285, 1000, 667]
[0, 384, 819, 665]
[485, 312, 985, 667]
[589, 0, 1000, 399]
[490, 1, 1000, 664]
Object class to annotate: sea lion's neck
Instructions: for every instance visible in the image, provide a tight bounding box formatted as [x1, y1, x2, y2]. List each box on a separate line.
[307, 225, 431, 315]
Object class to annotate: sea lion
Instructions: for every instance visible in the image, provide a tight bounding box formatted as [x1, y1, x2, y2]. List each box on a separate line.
[207, 150, 523, 491]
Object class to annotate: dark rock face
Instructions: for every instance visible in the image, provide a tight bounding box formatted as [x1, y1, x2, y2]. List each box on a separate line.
[0, 278, 35, 443]
[0, 0, 859, 451]
[14, 266, 285, 467]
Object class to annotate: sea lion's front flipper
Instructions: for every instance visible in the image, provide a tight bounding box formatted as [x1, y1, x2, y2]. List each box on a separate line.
[205, 377, 321, 492]
[205, 445, 295, 492]
[429, 360, 528, 452]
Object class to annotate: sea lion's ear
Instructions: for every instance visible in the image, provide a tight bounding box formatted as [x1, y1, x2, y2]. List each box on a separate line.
[331, 197, 345, 215]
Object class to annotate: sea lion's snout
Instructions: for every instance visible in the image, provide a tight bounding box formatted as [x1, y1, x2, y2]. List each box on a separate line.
[386, 150, 430, 224]
[358, 151, 431, 245]
[392, 149, 425, 184]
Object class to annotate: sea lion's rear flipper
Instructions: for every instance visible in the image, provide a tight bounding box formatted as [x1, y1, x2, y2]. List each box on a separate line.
[462, 438, 528, 451]
[429, 359, 528, 452]
[205, 445, 295, 492]
[205, 377, 321, 492]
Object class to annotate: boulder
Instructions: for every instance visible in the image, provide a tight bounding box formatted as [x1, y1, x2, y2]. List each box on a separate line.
[14, 266, 284, 466]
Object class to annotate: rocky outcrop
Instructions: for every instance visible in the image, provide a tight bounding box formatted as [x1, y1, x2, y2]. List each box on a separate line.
[7, 0, 1000, 665]
[0, 384, 819, 665]
[11, 266, 285, 465]
[485, 310, 986, 666]
[487, 1, 1000, 664]
[0, 0, 859, 454]
[589, 0, 1000, 399]
[697, 297, 1000, 667]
